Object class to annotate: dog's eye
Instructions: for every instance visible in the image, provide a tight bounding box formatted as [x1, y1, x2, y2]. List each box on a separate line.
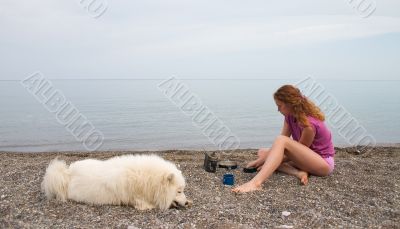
[177, 191, 182, 194]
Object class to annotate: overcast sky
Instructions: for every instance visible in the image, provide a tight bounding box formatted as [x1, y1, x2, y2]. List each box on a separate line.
[1, 0, 400, 80]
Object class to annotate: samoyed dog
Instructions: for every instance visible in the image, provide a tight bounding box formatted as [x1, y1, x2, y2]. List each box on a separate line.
[41, 154, 191, 210]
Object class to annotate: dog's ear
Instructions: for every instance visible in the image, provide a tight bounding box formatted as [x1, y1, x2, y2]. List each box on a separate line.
[163, 173, 175, 184]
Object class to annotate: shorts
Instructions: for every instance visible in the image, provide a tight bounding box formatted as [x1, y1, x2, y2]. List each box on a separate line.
[322, 156, 335, 175]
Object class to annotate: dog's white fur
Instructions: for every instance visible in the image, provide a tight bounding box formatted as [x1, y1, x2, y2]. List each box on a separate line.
[41, 154, 189, 210]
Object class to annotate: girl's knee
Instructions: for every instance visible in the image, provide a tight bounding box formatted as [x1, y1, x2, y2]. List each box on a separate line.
[275, 135, 290, 143]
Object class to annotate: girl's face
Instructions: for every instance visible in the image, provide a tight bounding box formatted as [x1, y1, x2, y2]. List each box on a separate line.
[275, 99, 291, 116]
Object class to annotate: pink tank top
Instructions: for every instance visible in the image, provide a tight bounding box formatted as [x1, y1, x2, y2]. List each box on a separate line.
[285, 115, 335, 158]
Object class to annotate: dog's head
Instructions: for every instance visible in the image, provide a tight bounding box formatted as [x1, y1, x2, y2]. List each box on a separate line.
[162, 172, 192, 209]
[169, 185, 192, 209]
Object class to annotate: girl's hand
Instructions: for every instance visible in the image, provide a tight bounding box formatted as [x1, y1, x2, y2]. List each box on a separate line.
[246, 160, 259, 169]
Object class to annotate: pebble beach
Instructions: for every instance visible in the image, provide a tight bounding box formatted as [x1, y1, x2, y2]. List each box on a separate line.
[1, 147, 399, 228]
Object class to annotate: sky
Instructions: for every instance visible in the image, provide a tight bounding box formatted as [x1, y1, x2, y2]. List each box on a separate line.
[0, 0, 400, 80]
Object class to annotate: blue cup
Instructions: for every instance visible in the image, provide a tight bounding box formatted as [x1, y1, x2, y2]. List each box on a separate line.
[223, 173, 234, 186]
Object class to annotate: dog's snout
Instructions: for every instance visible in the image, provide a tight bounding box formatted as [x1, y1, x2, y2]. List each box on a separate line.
[185, 200, 193, 207]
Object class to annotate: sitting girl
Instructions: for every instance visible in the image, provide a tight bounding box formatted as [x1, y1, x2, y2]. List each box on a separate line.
[232, 85, 335, 193]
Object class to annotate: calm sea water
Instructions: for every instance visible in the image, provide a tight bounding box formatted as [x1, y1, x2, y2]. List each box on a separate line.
[0, 79, 399, 152]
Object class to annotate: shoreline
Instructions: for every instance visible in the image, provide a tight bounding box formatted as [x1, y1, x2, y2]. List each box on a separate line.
[1, 146, 399, 228]
[1, 143, 400, 154]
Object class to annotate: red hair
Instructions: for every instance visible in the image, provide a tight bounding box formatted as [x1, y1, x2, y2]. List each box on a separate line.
[274, 85, 325, 127]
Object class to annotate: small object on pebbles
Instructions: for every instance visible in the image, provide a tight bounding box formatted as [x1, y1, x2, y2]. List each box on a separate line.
[243, 167, 257, 173]
[127, 226, 139, 229]
[282, 211, 291, 217]
[277, 225, 293, 229]
[218, 160, 238, 170]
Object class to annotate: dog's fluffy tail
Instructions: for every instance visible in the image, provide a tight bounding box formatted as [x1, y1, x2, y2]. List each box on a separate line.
[41, 158, 70, 201]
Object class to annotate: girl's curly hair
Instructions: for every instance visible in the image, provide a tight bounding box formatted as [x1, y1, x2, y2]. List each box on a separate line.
[274, 85, 325, 127]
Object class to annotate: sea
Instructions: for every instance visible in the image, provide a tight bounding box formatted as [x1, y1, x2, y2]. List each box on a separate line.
[0, 79, 399, 152]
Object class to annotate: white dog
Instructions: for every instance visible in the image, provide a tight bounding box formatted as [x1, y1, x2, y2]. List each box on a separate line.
[41, 154, 190, 210]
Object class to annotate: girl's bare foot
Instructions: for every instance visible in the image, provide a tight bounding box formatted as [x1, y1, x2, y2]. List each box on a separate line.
[296, 171, 309, 185]
[231, 181, 262, 193]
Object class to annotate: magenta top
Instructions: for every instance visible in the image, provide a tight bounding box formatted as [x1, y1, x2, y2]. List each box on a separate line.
[285, 114, 335, 158]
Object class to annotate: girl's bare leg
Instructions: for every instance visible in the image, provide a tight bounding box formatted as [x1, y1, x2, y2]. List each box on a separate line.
[277, 162, 308, 185]
[247, 147, 308, 184]
[246, 148, 290, 169]
[232, 135, 329, 193]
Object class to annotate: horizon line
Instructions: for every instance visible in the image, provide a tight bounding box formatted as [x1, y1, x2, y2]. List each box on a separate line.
[1, 78, 400, 81]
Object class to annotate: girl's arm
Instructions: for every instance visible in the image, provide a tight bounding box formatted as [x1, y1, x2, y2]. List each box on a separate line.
[299, 126, 316, 148]
[281, 120, 291, 137]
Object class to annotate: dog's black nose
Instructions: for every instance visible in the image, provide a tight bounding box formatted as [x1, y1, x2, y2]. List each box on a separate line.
[184, 200, 193, 207]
